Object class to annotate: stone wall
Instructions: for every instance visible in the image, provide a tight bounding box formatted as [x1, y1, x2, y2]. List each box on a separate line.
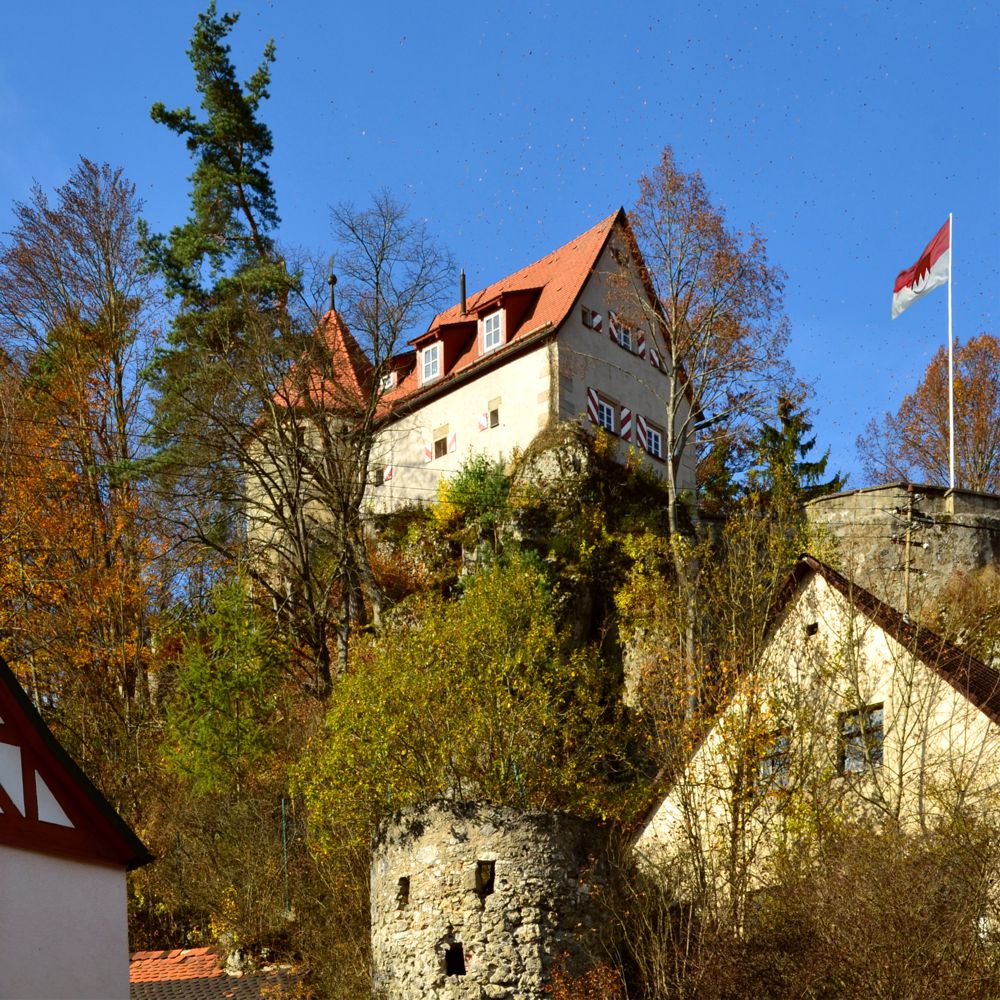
[806, 482, 1000, 613]
[370, 800, 613, 999]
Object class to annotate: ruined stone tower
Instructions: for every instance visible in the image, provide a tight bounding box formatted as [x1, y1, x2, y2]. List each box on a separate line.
[370, 800, 613, 999]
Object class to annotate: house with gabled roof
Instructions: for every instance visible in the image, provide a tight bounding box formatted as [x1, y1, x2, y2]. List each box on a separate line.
[632, 554, 1000, 893]
[286, 208, 695, 514]
[0, 656, 151, 999]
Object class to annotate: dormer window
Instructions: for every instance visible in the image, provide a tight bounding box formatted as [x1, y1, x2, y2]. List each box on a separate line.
[380, 371, 396, 393]
[482, 311, 503, 353]
[422, 343, 441, 384]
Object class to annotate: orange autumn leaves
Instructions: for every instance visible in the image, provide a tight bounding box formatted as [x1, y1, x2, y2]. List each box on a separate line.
[0, 374, 160, 716]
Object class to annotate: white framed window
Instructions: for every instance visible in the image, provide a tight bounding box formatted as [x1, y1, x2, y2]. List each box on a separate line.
[489, 396, 500, 428]
[422, 343, 441, 383]
[379, 371, 395, 393]
[596, 397, 616, 434]
[646, 423, 663, 459]
[839, 704, 884, 774]
[482, 311, 503, 353]
[618, 324, 635, 352]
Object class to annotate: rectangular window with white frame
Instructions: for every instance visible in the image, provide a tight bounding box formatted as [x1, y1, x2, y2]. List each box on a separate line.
[482, 311, 503, 353]
[645, 421, 664, 459]
[596, 396, 616, 434]
[422, 343, 441, 384]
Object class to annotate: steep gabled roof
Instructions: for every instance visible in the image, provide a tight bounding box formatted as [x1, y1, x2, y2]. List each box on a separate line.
[630, 554, 1000, 842]
[784, 555, 1000, 724]
[0, 656, 152, 869]
[382, 209, 625, 410]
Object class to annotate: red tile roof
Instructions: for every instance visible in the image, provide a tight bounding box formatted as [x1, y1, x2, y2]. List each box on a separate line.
[381, 208, 625, 410]
[274, 310, 373, 413]
[130, 948, 298, 1000]
[270, 209, 625, 423]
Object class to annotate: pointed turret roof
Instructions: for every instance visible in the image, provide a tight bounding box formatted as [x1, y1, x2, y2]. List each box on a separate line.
[273, 309, 373, 413]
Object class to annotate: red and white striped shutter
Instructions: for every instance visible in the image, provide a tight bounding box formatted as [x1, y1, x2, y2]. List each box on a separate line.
[478, 413, 489, 431]
[637, 331, 647, 358]
[608, 311, 620, 344]
[649, 346, 661, 370]
[383, 465, 394, 482]
[592, 312, 603, 335]
[636, 414, 648, 450]
[586, 387, 600, 424]
[424, 444, 434, 463]
[620, 406, 632, 442]
[448, 432, 457, 454]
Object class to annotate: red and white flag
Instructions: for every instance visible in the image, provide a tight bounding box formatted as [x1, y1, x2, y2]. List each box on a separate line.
[891, 219, 951, 319]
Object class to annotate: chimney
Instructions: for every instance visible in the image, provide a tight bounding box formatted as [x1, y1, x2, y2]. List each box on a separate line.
[460, 269, 467, 316]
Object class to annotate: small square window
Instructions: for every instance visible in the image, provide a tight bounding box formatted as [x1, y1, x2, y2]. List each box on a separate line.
[483, 311, 502, 352]
[489, 408, 499, 428]
[805, 621, 819, 637]
[596, 397, 616, 434]
[839, 704, 884, 774]
[422, 343, 441, 383]
[434, 436, 448, 459]
[373, 467, 385, 488]
[380, 371, 395, 393]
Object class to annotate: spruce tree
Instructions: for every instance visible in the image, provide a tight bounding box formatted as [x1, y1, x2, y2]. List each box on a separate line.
[750, 396, 846, 504]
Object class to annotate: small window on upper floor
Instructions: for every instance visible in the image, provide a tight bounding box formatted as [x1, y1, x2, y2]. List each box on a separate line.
[482, 311, 503, 353]
[380, 371, 395, 393]
[581, 306, 603, 333]
[434, 425, 449, 460]
[489, 396, 501, 429]
[839, 704, 884, 775]
[422, 343, 441, 384]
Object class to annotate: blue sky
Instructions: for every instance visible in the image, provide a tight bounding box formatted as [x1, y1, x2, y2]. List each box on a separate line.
[3, 1, 998, 482]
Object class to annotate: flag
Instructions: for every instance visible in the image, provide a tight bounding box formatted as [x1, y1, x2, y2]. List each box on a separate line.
[891, 219, 950, 319]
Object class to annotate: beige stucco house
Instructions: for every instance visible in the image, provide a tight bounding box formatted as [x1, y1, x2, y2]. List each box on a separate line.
[294, 208, 696, 515]
[633, 555, 1000, 897]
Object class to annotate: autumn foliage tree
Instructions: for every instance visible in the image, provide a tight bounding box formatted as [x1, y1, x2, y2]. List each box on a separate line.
[859, 333, 1000, 492]
[0, 159, 164, 810]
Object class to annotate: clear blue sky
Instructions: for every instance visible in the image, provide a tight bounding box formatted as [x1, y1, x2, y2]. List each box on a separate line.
[3, 1, 998, 483]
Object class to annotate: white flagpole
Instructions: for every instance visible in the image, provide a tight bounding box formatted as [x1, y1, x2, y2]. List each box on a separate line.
[948, 212, 955, 490]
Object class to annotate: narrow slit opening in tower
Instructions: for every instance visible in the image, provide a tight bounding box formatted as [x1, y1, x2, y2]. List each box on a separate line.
[476, 860, 496, 898]
[445, 942, 466, 976]
[396, 876, 410, 908]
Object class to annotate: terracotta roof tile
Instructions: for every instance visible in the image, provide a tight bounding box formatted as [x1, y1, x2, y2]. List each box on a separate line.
[271, 209, 624, 423]
[273, 309, 373, 413]
[381, 208, 624, 409]
[130, 948, 299, 1000]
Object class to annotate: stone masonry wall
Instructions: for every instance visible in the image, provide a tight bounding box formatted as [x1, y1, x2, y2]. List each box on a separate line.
[806, 483, 1000, 613]
[370, 800, 612, 999]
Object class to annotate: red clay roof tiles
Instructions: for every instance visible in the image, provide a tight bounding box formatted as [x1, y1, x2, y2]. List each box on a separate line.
[130, 948, 298, 1000]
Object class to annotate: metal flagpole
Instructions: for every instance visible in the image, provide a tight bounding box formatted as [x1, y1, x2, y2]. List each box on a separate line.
[948, 212, 955, 490]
